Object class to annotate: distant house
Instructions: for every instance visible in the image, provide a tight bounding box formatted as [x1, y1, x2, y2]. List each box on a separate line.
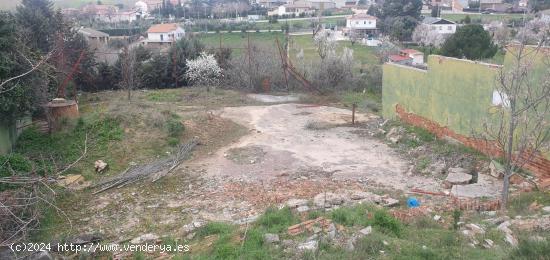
[146, 23, 185, 46]
[400, 49, 424, 65]
[451, 0, 469, 12]
[81, 4, 139, 23]
[422, 17, 457, 34]
[345, 14, 377, 37]
[82, 4, 119, 22]
[258, 0, 287, 8]
[479, 0, 512, 12]
[62, 8, 81, 17]
[307, 0, 336, 10]
[78, 27, 110, 49]
[518, 0, 528, 7]
[388, 49, 424, 65]
[539, 9, 550, 21]
[143, 0, 180, 10]
[268, 1, 314, 16]
[334, 0, 354, 8]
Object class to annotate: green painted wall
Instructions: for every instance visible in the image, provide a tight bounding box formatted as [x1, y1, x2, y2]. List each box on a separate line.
[0, 117, 32, 155]
[383, 49, 550, 159]
[0, 122, 17, 155]
[382, 55, 499, 136]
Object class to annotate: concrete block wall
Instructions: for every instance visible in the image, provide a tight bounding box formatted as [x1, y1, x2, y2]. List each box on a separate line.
[382, 53, 550, 177]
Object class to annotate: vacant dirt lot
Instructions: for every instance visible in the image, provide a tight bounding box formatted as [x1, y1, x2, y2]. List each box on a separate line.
[47, 92, 504, 245]
[192, 104, 441, 191]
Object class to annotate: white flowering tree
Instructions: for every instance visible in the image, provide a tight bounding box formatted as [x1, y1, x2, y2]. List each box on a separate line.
[185, 52, 222, 92]
[412, 24, 446, 47]
[314, 29, 337, 60]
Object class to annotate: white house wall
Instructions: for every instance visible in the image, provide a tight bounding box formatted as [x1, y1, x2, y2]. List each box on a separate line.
[346, 19, 376, 29]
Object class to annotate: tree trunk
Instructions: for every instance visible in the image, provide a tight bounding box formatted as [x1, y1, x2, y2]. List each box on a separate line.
[502, 102, 516, 208]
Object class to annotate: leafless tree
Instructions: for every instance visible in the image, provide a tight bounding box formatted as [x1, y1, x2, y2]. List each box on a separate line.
[348, 30, 360, 46]
[482, 43, 550, 208]
[120, 46, 137, 101]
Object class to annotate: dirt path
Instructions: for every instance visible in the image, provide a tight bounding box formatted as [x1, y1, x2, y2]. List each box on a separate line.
[189, 104, 441, 191]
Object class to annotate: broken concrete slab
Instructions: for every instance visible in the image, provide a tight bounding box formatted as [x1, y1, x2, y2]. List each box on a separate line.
[382, 197, 399, 207]
[247, 94, 300, 103]
[264, 233, 280, 244]
[296, 205, 310, 213]
[504, 233, 518, 246]
[359, 226, 372, 236]
[465, 223, 485, 234]
[350, 191, 371, 200]
[130, 233, 159, 244]
[445, 168, 472, 188]
[297, 240, 318, 251]
[286, 198, 308, 209]
[313, 192, 345, 208]
[450, 183, 500, 198]
[483, 239, 494, 249]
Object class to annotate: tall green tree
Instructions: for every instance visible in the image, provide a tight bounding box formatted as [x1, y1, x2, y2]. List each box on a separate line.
[0, 12, 38, 121]
[440, 24, 498, 60]
[16, 0, 59, 53]
[529, 0, 550, 12]
[370, 0, 423, 41]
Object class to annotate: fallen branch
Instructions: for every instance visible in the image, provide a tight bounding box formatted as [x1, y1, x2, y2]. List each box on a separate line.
[92, 137, 199, 194]
[57, 133, 88, 176]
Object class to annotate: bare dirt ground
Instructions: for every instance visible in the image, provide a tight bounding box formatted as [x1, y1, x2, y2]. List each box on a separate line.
[59, 94, 504, 244]
[192, 104, 440, 191]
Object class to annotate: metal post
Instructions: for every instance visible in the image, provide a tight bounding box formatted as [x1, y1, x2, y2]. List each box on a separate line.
[352, 104, 356, 124]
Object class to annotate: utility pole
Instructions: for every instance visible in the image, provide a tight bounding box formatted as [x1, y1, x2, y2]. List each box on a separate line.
[247, 32, 253, 89]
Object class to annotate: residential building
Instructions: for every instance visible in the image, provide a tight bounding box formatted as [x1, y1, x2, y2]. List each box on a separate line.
[400, 49, 424, 65]
[307, 0, 336, 10]
[422, 17, 457, 34]
[146, 23, 185, 46]
[451, 0, 469, 12]
[540, 9, 550, 21]
[388, 54, 413, 64]
[82, 4, 119, 22]
[518, 0, 528, 7]
[345, 14, 377, 37]
[268, 1, 314, 16]
[258, 0, 288, 8]
[81, 4, 140, 23]
[388, 49, 424, 65]
[480, 0, 512, 11]
[78, 27, 110, 49]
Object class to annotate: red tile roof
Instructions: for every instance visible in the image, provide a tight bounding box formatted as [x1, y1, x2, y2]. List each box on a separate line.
[147, 23, 180, 33]
[348, 14, 377, 20]
[400, 49, 422, 55]
[389, 55, 412, 62]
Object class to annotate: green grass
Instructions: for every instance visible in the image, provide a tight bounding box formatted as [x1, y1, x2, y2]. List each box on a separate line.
[337, 90, 381, 113]
[509, 238, 550, 260]
[196, 222, 234, 239]
[175, 201, 548, 259]
[441, 13, 533, 23]
[256, 207, 300, 234]
[508, 191, 550, 217]
[197, 32, 285, 57]
[290, 34, 379, 72]
[14, 117, 123, 178]
[330, 204, 371, 227]
[197, 32, 380, 73]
